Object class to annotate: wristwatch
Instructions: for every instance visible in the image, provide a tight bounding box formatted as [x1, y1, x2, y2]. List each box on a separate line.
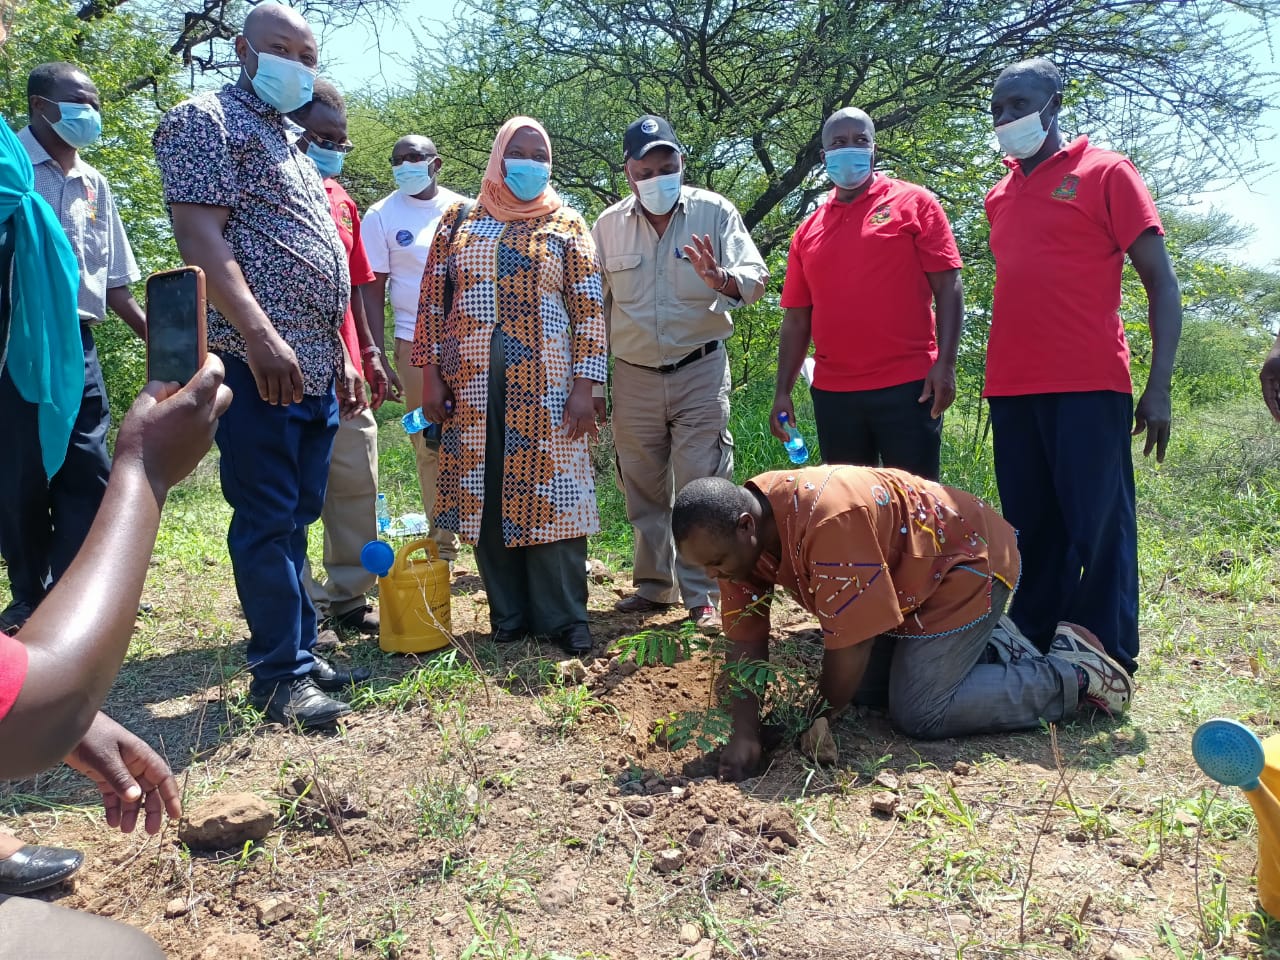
[361, 345, 382, 358]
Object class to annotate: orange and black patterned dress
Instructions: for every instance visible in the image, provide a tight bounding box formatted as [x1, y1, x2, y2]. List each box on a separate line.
[411, 201, 608, 547]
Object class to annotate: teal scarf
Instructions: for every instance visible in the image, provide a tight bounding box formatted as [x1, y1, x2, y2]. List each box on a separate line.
[0, 121, 82, 480]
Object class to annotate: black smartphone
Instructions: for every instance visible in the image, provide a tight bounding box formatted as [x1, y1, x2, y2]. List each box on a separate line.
[145, 266, 207, 385]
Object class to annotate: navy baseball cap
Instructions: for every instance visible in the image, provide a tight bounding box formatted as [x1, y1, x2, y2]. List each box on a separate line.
[624, 115, 681, 159]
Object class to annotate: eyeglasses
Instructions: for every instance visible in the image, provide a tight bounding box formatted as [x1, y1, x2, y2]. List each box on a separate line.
[305, 133, 354, 154]
[391, 152, 438, 166]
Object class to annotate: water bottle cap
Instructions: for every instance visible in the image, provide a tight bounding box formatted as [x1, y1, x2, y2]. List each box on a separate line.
[360, 539, 395, 577]
[778, 412, 790, 424]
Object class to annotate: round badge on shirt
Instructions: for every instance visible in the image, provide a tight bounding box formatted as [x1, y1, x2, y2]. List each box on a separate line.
[395, 229, 414, 247]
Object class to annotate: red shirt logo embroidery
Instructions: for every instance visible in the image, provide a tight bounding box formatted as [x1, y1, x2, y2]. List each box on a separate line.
[868, 201, 892, 225]
[1052, 174, 1080, 201]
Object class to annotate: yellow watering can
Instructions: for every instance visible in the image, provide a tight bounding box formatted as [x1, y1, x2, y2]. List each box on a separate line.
[361, 538, 452, 654]
[1192, 718, 1280, 916]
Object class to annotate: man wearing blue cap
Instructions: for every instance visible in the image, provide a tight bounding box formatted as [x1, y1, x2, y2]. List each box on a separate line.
[593, 115, 768, 635]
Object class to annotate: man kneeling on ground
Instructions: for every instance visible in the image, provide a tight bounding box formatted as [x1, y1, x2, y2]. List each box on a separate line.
[672, 466, 1133, 782]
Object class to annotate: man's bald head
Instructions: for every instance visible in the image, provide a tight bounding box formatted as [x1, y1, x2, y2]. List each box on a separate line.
[243, 2, 313, 44]
[995, 57, 1062, 100]
[822, 107, 875, 149]
[236, 2, 317, 72]
[393, 135, 436, 158]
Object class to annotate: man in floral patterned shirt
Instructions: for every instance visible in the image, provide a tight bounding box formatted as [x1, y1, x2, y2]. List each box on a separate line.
[152, 3, 367, 729]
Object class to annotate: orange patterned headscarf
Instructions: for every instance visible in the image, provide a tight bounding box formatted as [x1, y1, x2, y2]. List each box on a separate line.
[478, 116, 563, 222]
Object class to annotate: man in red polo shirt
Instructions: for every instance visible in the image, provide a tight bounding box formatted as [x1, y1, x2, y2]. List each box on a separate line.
[292, 80, 388, 645]
[985, 58, 1182, 677]
[772, 107, 964, 480]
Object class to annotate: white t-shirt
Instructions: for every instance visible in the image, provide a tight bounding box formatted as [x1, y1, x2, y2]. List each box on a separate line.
[362, 185, 468, 341]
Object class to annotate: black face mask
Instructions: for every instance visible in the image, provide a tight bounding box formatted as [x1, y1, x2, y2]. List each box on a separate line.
[0, 216, 13, 375]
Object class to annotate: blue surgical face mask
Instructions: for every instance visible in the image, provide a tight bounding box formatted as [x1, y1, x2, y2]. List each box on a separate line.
[307, 144, 345, 177]
[393, 160, 434, 196]
[635, 170, 683, 215]
[503, 158, 550, 201]
[824, 146, 874, 190]
[245, 40, 316, 114]
[995, 100, 1054, 160]
[47, 101, 102, 150]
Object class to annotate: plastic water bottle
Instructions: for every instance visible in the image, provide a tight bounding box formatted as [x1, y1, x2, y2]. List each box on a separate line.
[777, 412, 809, 465]
[375, 493, 391, 535]
[401, 407, 433, 434]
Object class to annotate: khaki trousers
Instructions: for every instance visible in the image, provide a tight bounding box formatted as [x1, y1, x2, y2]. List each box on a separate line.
[305, 406, 378, 618]
[0, 894, 165, 959]
[394, 338, 459, 561]
[611, 348, 733, 609]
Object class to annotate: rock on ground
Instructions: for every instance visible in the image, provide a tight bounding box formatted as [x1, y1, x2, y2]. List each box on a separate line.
[798, 717, 838, 765]
[196, 935, 264, 960]
[255, 896, 297, 927]
[178, 792, 275, 849]
[653, 848, 686, 874]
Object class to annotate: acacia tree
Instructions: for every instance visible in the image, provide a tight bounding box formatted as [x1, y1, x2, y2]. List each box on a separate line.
[362, 0, 1278, 429]
[0, 0, 405, 410]
[401, 0, 1276, 254]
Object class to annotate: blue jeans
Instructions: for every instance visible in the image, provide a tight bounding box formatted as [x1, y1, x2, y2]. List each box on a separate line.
[216, 355, 338, 686]
[854, 581, 1080, 738]
[988, 391, 1139, 673]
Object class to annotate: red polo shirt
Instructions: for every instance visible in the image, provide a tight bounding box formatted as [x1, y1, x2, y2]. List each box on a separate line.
[0, 630, 28, 722]
[984, 137, 1164, 397]
[780, 176, 963, 392]
[324, 178, 376, 363]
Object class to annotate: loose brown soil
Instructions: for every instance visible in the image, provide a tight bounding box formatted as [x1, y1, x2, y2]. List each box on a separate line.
[3, 555, 1278, 960]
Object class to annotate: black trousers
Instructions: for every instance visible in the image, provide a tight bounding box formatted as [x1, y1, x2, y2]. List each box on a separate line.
[988, 391, 1139, 674]
[810, 379, 942, 480]
[473, 326, 588, 636]
[0, 324, 111, 618]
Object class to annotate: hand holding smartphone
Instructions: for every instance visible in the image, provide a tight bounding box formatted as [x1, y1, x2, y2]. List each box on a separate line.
[145, 266, 207, 385]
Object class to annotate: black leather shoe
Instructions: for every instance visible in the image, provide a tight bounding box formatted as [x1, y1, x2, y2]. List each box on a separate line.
[332, 604, 379, 635]
[0, 845, 84, 895]
[558, 623, 593, 655]
[310, 654, 372, 692]
[249, 676, 351, 728]
[491, 626, 527, 644]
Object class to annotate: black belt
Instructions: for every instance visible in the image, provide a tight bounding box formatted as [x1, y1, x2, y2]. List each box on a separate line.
[629, 340, 719, 375]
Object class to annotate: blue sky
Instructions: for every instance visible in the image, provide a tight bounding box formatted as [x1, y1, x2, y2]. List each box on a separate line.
[324, 2, 1278, 269]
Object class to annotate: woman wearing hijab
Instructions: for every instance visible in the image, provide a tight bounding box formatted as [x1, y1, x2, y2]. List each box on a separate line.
[413, 117, 607, 654]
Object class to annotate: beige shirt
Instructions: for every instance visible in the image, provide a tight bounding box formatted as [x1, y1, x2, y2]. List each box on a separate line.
[591, 186, 768, 369]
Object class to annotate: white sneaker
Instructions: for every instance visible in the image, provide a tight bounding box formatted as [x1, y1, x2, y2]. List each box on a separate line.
[987, 615, 1042, 664]
[1049, 623, 1132, 715]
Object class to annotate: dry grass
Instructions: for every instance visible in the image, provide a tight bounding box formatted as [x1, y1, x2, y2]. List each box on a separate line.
[2, 405, 1279, 959]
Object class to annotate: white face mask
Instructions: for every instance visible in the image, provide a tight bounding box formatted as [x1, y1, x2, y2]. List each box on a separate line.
[995, 100, 1055, 159]
[635, 169, 683, 215]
